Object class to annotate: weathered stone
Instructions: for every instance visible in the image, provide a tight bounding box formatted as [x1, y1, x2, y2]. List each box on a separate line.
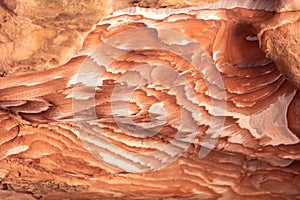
[0, 0, 105, 75]
[259, 10, 300, 88]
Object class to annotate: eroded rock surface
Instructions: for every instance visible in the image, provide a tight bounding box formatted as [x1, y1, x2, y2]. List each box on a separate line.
[0, 0, 300, 199]
[0, 2, 300, 199]
[0, 0, 106, 75]
[0, 0, 222, 76]
[258, 7, 300, 89]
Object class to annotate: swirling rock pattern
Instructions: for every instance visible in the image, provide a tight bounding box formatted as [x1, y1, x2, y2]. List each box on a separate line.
[0, 0, 299, 199]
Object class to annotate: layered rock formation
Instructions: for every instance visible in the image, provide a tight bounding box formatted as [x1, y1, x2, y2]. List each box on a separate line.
[0, 0, 299, 199]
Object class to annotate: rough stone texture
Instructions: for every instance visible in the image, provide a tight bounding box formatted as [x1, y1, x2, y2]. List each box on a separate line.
[0, 190, 36, 200]
[258, 11, 300, 89]
[0, 0, 108, 76]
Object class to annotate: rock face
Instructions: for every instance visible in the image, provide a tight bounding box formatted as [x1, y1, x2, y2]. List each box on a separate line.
[0, 0, 299, 199]
[258, 1, 300, 89]
[0, 0, 106, 75]
[0, 0, 220, 76]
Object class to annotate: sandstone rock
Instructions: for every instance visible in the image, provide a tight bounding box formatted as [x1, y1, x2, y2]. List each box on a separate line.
[0, 0, 299, 199]
[0, 0, 225, 76]
[0, 0, 104, 75]
[258, 4, 300, 89]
